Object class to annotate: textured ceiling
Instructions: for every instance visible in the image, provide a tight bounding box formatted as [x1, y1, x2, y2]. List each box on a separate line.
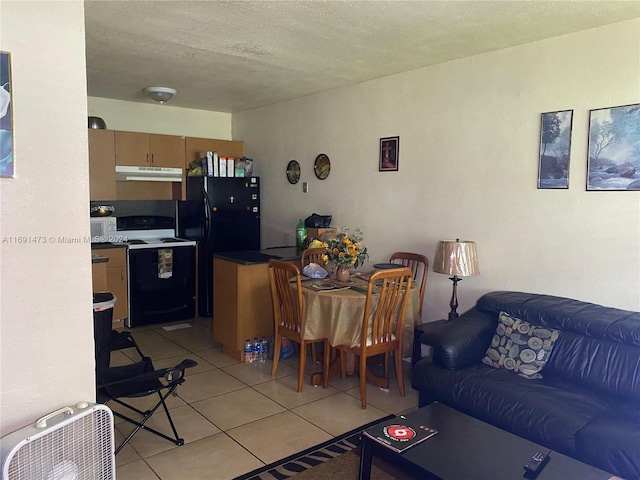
[84, 1, 640, 113]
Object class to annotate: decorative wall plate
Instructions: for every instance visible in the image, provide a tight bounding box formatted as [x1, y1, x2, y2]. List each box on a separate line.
[314, 153, 330, 180]
[286, 160, 301, 184]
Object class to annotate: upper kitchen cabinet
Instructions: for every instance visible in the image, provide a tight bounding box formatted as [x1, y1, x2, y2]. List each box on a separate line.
[180, 137, 244, 200]
[88, 129, 116, 201]
[185, 137, 244, 169]
[115, 131, 185, 168]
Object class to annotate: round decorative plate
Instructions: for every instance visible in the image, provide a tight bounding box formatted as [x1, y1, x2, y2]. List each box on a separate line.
[286, 160, 301, 184]
[314, 153, 331, 180]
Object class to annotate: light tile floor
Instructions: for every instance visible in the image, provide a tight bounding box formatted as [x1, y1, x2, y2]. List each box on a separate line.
[111, 317, 419, 480]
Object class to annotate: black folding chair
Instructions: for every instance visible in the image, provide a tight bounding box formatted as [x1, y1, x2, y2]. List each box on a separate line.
[92, 292, 197, 454]
[96, 356, 197, 454]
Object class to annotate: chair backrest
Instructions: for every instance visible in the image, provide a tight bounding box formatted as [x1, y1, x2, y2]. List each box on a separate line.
[389, 251, 428, 317]
[301, 247, 329, 268]
[360, 267, 413, 350]
[268, 259, 304, 339]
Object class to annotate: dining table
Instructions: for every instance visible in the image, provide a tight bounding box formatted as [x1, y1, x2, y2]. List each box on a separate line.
[293, 272, 421, 387]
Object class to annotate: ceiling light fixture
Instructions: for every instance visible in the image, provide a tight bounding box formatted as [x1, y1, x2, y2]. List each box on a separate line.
[143, 86, 176, 104]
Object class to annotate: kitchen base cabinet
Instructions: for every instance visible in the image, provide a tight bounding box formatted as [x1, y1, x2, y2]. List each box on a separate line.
[92, 259, 108, 292]
[213, 258, 273, 361]
[92, 246, 128, 329]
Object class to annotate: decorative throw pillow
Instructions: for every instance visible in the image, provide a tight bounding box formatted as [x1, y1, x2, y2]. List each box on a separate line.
[482, 311, 561, 379]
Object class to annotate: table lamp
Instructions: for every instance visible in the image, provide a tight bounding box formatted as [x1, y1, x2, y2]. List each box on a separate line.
[433, 239, 479, 320]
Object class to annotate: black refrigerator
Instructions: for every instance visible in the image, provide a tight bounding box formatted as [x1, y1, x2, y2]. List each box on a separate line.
[177, 176, 260, 316]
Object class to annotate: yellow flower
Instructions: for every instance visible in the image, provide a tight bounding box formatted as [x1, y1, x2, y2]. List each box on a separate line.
[324, 232, 368, 268]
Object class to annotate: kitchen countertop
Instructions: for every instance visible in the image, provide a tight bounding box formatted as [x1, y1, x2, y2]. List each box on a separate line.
[214, 246, 300, 265]
[91, 242, 128, 250]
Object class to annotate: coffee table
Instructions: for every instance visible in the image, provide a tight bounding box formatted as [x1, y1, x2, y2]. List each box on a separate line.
[358, 402, 615, 480]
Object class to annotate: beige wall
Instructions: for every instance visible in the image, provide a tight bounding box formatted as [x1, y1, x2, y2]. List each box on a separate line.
[0, 1, 95, 432]
[233, 19, 640, 320]
[88, 97, 232, 139]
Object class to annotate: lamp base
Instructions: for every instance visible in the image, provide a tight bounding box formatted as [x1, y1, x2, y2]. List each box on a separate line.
[447, 276, 462, 321]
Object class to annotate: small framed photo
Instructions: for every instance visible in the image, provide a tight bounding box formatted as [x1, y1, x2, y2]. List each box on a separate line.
[538, 110, 573, 189]
[587, 103, 640, 191]
[379, 136, 399, 172]
[1, 51, 14, 178]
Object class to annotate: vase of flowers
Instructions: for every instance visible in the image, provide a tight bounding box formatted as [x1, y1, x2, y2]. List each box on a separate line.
[321, 232, 368, 282]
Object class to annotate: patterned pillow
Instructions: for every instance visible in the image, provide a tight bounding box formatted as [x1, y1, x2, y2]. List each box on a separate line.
[482, 311, 561, 379]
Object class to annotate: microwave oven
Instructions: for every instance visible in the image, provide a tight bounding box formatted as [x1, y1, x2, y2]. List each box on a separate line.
[90, 216, 117, 243]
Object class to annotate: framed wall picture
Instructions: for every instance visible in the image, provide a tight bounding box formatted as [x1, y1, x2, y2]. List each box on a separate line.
[587, 103, 640, 191]
[1, 51, 14, 178]
[379, 136, 399, 172]
[538, 110, 573, 189]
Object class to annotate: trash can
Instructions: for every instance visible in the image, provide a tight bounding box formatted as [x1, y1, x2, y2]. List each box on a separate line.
[93, 292, 117, 371]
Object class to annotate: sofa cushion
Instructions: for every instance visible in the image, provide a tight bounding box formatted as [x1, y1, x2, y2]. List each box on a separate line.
[545, 331, 640, 400]
[476, 291, 640, 347]
[413, 362, 616, 456]
[482, 311, 561, 379]
[574, 404, 640, 480]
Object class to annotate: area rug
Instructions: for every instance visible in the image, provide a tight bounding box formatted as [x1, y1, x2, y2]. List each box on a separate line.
[234, 415, 408, 480]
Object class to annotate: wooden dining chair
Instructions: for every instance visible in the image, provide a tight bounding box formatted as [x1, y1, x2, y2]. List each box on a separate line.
[389, 252, 428, 318]
[336, 267, 413, 408]
[301, 247, 329, 269]
[300, 247, 330, 364]
[268, 259, 330, 391]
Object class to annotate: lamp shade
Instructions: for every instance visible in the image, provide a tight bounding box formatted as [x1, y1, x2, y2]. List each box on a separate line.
[433, 239, 479, 277]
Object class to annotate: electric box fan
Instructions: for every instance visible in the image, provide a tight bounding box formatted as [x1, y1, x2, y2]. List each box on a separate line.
[1, 402, 115, 480]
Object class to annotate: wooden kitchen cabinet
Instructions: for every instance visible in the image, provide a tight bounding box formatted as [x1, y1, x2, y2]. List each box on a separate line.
[93, 246, 128, 329]
[88, 129, 243, 201]
[88, 129, 116, 201]
[213, 257, 273, 361]
[181, 137, 244, 199]
[150, 134, 185, 168]
[91, 259, 108, 292]
[115, 131, 185, 168]
[184, 137, 244, 168]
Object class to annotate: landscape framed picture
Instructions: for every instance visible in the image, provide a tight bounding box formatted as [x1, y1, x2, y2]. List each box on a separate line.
[587, 103, 640, 191]
[1, 51, 13, 178]
[379, 136, 399, 172]
[538, 110, 573, 189]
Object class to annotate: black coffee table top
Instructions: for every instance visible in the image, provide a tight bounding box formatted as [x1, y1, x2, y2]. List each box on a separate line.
[374, 403, 613, 480]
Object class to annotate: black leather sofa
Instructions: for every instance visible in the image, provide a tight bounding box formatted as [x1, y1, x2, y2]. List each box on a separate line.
[412, 291, 640, 480]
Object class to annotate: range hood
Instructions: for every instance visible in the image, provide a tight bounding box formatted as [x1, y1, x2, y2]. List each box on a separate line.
[115, 165, 182, 182]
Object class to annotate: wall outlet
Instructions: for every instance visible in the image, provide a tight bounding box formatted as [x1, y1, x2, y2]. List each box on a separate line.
[303, 182, 308, 193]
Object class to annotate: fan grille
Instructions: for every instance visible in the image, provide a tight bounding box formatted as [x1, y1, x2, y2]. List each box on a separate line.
[6, 407, 114, 480]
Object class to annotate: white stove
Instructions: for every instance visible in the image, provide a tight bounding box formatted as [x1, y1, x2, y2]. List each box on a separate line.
[116, 215, 197, 328]
[121, 228, 196, 250]
[116, 216, 196, 249]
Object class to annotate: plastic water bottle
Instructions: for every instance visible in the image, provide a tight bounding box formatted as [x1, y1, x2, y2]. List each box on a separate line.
[244, 339, 253, 363]
[259, 337, 268, 363]
[252, 337, 260, 363]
